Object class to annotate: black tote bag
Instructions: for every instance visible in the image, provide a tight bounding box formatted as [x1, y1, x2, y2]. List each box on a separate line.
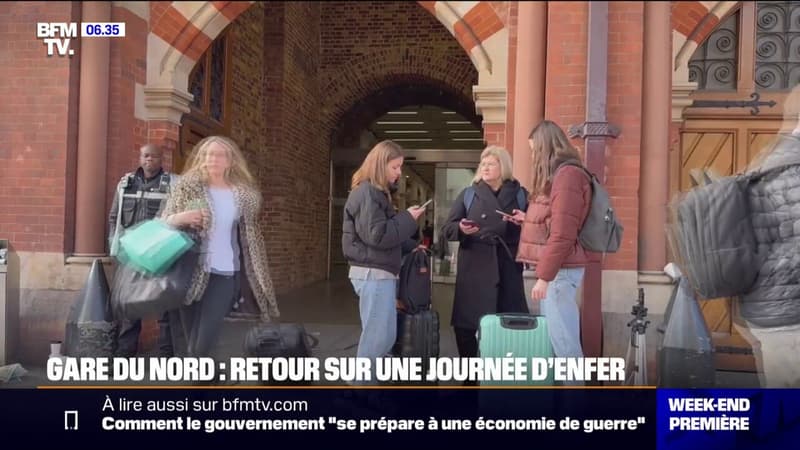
[111, 247, 200, 320]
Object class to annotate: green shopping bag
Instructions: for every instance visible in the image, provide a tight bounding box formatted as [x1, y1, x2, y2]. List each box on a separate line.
[118, 220, 194, 275]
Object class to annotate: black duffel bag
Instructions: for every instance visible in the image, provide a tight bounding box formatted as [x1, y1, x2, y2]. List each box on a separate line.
[110, 247, 199, 321]
[243, 323, 318, 358]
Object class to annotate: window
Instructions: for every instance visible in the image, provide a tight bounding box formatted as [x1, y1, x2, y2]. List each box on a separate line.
[186, 31, 230, 124]
[689, 11, 739, 91]
[179, 31, 232, 173]
[690, 2, 800, 92]
[754, 1, 800, 90]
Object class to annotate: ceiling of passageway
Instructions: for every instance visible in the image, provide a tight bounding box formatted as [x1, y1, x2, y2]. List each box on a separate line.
[333, 82, 484, 150]
[370, 105, 483, 151]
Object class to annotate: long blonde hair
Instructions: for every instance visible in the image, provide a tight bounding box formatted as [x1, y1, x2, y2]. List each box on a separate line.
[529, 120, 582, 196]
[471, 145, 515, 184]
[350, 140, 404, 194]
[182, 135, 256, 188]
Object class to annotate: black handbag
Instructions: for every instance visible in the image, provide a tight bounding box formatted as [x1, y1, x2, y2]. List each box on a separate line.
[110, 247, 200, 321]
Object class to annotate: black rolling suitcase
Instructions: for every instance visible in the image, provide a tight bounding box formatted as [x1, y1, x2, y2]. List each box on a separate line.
[394, 309, 440, 360]
[393, 249, 439, 381]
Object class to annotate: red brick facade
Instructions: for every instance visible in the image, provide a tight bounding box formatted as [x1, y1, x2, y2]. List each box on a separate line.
[0, 2, 80, 253]
[1, 1, 740, 361]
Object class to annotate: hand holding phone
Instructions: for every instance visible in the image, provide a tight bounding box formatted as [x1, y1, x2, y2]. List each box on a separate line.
[419, 199, 433, 209]
[460, 218, 479, 234]
[495, 209, 513, 218]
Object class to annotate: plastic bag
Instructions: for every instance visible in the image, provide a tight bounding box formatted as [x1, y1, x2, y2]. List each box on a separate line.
[118, 220, 194, 275]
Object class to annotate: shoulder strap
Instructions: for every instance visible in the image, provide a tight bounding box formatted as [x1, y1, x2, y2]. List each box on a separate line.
[515, 188, 527, 210]
[109, 176, 129, 257]
[463, 186, 476, 212]
[556, 161, 596, 184]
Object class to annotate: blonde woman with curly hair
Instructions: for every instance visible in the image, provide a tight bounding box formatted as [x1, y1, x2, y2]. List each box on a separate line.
[161, 135, 279, 357]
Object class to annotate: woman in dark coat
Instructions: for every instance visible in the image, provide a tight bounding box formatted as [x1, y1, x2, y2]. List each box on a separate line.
[441, 146, 529, 359]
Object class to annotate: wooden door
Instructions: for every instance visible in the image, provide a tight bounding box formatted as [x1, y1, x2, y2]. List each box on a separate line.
[674, 120, 782, 371]
[673, 1, 800, 371]
[178, 114, 225, 173]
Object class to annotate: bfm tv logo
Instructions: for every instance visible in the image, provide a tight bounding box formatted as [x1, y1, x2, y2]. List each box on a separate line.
[37, 22, 76, 56]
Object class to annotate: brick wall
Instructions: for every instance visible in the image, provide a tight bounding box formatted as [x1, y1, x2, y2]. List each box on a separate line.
[105, 6, 149, 231]
[505, 1, 518, 150]
[0, 1, 79, 253]
[545, 2, 588, 132]
[605, 1, 643, 271]
[319, 1, 477, 136]
[544, 1, 642, 272]
[258, 2, 327, 293]
[230, 3, 265, 163]
[671, 1, 718, 43]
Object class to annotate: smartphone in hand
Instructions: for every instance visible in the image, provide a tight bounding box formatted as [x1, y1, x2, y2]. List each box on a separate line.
[419, 199, 433, 209]
[461, 218, 478, 227]
[495, 209, 513, 218]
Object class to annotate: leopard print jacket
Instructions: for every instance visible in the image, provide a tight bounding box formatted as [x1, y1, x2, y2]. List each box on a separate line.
[160, 173, 279, 322]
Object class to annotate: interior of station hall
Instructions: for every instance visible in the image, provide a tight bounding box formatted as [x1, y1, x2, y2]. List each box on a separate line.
[2, 1, 798, 385]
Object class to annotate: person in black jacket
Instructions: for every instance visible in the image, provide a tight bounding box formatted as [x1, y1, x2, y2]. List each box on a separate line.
[441, 146, 529, 360]
[342, 140, 425, 384]
[108, 143, 179, 357]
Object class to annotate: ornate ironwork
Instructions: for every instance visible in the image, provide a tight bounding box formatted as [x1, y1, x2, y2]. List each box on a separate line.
[755, 1, 800, 90]
[689, 10, 739, 90]
[567, 121, 621, 139]
[691, 92, 777, 115]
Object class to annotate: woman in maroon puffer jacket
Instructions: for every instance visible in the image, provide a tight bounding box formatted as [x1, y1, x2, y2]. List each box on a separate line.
[506, 120, 592, 361]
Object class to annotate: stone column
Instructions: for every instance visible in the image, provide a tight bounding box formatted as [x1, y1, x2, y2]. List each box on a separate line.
[638, 1, 672, 271]
[73, 1, 111, 256]
[511, 1, 548, 190]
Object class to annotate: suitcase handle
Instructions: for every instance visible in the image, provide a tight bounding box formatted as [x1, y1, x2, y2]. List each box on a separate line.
[499, 315, 539, 330]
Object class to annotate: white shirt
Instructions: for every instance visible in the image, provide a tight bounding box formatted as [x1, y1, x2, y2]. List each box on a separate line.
[206, 187, 238, 273]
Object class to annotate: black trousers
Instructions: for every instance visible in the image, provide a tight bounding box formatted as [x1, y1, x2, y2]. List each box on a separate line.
[455, 327, 479, 358]
[171, 273, 237, 358]
[116, 312, 174, 357]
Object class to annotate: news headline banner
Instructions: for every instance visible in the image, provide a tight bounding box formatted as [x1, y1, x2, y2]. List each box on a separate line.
[0, 389, 655, 447]
[46, 356, 627, 384]
[657, 389, 800, 450]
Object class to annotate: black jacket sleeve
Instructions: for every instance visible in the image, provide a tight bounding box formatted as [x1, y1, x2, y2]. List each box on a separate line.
[354, 188, 418, 250]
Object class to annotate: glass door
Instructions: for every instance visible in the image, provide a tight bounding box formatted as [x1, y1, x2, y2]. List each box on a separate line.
[433, 164, 476, 280]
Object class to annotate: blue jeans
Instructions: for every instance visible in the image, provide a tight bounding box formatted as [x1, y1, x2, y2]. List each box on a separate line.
[350, 278, 397, 384]
[540, 267, 585, 360]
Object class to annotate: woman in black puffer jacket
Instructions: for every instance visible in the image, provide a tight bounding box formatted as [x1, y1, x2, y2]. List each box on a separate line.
[342, 140, 424, 384]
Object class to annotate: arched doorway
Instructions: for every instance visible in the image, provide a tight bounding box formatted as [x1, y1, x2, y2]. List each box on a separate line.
[160, 1, 491, 293]
[328, 82, 484, 279]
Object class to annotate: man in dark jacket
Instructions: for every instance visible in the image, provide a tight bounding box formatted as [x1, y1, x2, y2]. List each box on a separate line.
[734, 98, 800, 387]
[108, 143, 179, 357]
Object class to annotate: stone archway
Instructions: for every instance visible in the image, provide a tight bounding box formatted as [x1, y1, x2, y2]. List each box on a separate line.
[671, 1, 740, 118]
[144, 1, 509, 136]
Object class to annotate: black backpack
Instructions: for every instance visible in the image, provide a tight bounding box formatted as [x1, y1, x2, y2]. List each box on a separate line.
[397, 249, 432, 314]
[670, 147, 800, 299]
